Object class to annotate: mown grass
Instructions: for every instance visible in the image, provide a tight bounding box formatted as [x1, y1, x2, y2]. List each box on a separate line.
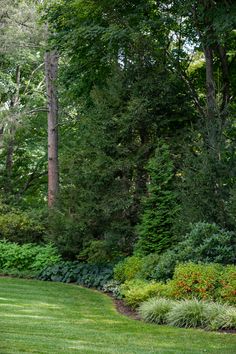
[0, 278, 235, 354]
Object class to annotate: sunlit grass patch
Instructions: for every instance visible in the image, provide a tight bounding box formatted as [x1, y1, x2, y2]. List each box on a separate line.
[0, 278, 235, 354]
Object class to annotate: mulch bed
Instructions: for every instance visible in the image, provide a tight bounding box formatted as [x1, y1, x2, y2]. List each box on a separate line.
[218, 329, 236, 334]
[112, 297, 141, 320]
[106, 293, 140, 320]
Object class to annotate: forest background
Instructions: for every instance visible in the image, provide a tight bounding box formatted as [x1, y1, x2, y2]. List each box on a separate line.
[0, 0, 236, 271]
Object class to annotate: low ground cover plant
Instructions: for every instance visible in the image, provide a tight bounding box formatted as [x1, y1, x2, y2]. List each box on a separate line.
[38, 261, 113, 289]
[102, 280, 122, 298]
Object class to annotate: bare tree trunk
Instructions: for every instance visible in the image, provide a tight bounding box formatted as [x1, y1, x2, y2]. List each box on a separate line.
[45, 50, 59, 207]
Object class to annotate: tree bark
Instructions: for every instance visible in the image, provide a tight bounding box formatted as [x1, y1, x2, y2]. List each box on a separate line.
[45, 50, 59, 207]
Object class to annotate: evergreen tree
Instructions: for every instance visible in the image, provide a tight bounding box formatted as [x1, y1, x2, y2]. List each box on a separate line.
[136, 142, 178, 255]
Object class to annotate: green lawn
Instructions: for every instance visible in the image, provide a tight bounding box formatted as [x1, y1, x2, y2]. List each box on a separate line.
[0, 278, 235, 354]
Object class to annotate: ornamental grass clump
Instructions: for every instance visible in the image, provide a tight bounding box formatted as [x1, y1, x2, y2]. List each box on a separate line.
[167, 299, 208, 328]
[139, 297, 174, 324]
[138, 297, 236, 330]
[210, 306, 236, 330]
[203, 302, 226, 330]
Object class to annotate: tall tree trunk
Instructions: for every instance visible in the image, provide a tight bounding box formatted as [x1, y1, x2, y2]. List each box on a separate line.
[45, 50, 59, 207]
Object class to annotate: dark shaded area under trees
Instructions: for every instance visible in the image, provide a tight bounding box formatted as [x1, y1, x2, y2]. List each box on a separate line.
[0, 0, 236, 265]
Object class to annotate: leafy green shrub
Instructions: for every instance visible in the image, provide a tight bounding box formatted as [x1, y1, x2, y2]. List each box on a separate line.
[167, 299, 208, 328]
[139, 297, 174, 324]
[181, 222, 236, 264]
[47, 209, 83, 259]
[0, 268, 36, 278]
[138, 253, 160, 280]
[0, 210, 45, 244]
[170, 263, 222, 301]
[38, 261, 113, 289]
[219, 265, 236, 305]
[150, 249, 179, 282]
[151, 222, 236, 282]
[113, 256, 143, 283]
[121, 279, 171, 308]
[0, 241, 61, 274]
[77, 240, 118, 264]
[30, 244, 62, 271]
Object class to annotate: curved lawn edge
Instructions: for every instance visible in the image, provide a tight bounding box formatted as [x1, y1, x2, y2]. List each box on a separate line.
[0, 277, 235, 354]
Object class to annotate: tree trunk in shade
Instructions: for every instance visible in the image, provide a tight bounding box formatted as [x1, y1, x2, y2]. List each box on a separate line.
[45, 50, 59, 207]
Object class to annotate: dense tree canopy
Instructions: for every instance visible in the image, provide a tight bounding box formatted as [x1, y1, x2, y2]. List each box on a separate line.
[0, 0, 235, 262]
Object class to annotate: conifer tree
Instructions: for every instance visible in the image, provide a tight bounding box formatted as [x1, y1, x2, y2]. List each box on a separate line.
[136, 142, 178, 255]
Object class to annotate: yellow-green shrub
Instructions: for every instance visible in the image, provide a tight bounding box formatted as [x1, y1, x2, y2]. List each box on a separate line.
[121, 279, 171, 308]
[0, 211, 45, 244]
[114, 256, 143, 283]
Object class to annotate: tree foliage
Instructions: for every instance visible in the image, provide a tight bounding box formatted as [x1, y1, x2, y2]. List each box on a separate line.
[0, 0, 236, 264]
[136, 142, 178, 255]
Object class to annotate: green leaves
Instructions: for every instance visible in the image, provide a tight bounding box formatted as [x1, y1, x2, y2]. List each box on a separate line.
[0, 241, 61, 274]
[38, 261, 114, 289]
[136, 142, 178, 255]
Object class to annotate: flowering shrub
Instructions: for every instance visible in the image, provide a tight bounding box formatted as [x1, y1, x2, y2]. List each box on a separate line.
[219, 265, 236, 305]
[169, 263, 236, 305]
[170, 263, 222, 301]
